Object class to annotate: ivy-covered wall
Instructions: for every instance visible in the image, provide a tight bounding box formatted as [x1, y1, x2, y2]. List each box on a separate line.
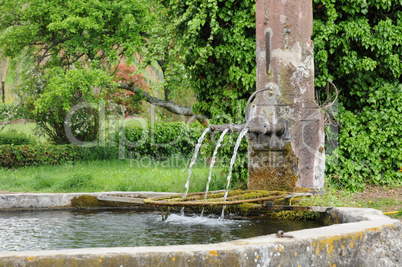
[314, 0, 402, 190]
[167, 0, 402, 190]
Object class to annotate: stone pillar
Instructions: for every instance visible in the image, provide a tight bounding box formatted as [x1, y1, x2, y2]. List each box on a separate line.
[247, 0, 325, 191]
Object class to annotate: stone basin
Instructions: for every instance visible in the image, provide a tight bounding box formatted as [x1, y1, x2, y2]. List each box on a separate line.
[0, 192, 401, 266]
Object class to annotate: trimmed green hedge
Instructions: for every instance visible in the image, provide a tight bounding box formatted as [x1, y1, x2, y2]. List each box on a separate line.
[121, 121, 206, 159]
[0, 122, 206, 168]
[0, 131, 36, 145]
[0, 144, 119, 168]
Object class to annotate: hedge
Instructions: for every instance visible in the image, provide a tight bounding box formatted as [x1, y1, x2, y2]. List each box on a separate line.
[0, 131, 36, 145]
[0, 144, 119, 168]
[121, 121, 206, 159]
[0, 122, 206, 168]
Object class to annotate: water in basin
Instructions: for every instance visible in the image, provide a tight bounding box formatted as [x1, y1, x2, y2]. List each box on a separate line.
[0, 210, 323, 251]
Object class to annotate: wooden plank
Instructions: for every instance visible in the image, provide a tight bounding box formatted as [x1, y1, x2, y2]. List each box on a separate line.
[143, 194, 289, 206]
[97, 195, 145, 204]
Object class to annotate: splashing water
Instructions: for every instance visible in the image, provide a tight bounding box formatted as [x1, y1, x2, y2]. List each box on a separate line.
[181, 128, 210, 215]
[220, 128, 249, 219]
[200, 128, 229, 217]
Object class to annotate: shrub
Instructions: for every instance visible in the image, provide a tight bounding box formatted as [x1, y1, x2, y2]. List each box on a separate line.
[0, 131, 36, 145]
[121, 121, 206, 159]
[0, 103, 10, 119]
[0, 144, 79, 168]
[0, 144, 119, 168]
[0, 103, 26, 122]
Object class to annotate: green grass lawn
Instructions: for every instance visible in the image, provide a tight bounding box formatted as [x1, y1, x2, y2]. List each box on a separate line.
[0, 158, 227, 194]
[297, 186, 402, 219]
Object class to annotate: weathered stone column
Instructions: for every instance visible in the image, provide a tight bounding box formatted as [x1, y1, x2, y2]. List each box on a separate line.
[247, 0, 325, 191]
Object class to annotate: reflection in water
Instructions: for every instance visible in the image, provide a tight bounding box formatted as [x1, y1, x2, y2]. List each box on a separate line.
[0, 210, 323, 251]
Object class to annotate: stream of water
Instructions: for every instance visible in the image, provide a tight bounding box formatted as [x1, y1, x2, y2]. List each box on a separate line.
[201, 128, 229, 217]
[183, 128, 210, 199]
[221, 128, 249, 218]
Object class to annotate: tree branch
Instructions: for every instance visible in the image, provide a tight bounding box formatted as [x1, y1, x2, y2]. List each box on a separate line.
[118, 82, 194, 116]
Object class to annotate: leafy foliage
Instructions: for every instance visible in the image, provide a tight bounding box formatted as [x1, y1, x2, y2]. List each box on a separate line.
[0, 0, 152, 144]
[1, 0, 401, 190]
[159, 0, 256, 185]
[0, 0, 150, 66]
[161, 0, 402, 189]
[0, 103, 25, 122]
[122, 121, 205, 159]
[0, 130, 36, 145]
[201, 131, 249, 188]
[314, 0, 402, 190]
[142, 1, 195, 104]
[106, 63, 148, 116]
[163, 0, 256, 120]
[21, 66, 115, 144]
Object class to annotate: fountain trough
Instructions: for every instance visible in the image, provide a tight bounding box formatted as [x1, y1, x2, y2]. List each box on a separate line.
[0, 192, 401, 266]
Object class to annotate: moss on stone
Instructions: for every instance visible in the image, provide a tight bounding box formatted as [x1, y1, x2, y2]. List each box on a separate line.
[248, 143, 299, 192]
[70, 195, 139, 209]
[272, 210, 321, 221]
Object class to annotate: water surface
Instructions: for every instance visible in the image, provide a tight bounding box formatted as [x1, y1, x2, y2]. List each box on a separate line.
[0, 210, 323, 251]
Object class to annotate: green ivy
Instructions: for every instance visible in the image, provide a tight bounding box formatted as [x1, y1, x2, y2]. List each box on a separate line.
[314, 0, 402, 190]
[163, 0, 255, 186]
[165, 0, 402, 190]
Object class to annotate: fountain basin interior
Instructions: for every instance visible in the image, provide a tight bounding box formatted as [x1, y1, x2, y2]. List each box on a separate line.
[0, 209, 323, 252]
[0, 192, 400, 266]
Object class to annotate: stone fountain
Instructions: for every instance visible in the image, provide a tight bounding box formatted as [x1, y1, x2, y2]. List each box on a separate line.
[210, 0, 325, 192]
[0, 1, 400, 266]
